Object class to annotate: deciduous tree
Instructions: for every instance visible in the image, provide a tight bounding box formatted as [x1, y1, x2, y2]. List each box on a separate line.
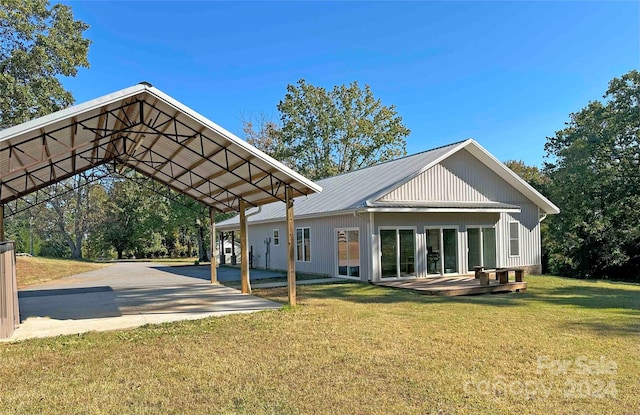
[544, 70, 640, 280]
[0, 0, 90, 128]
[247, 79, 410, 180]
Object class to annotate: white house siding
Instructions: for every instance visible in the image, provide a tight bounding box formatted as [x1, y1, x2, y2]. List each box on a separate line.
[376, 149, 543, 277]
[497, 203, 542, 271]
[243, 213, 371, 280]
[380, 148, 530, 204]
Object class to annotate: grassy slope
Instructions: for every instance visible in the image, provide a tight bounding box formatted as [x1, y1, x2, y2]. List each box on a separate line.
[1, 275, 638, 414]
[16, 257, 110, 288]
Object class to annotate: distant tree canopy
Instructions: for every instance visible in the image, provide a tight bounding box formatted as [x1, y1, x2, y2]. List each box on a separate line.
[245, 79, 410, 180]
[544, 70, 640, 281]
[0, 0, 90, 128]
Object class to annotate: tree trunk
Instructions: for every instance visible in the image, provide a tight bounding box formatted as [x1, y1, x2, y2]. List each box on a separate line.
[197, 224, 209, 262]
[117, 248, 123, 260]
[72, 233, 83, 259]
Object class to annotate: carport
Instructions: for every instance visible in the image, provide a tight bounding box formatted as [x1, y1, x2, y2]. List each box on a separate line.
[0, 83, 321, 339]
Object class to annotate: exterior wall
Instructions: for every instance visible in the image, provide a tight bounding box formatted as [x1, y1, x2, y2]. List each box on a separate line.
[372, 210, 541, 280]
[244, 213, 371, 281]
[380, 148, 529, 204]
[234, 148, 544, 281]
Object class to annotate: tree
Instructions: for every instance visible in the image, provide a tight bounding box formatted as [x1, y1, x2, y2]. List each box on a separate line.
[248, 79, 410, 180]
[35, 172, 108, 259]
[504, 160, 550, 193]
[0, 0, 90, 128]
[505, 160, 552, 272]
[544, 70, 640, 280]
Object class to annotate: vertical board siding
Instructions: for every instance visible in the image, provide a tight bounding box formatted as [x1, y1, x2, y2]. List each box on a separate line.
[246, 213, 371, 280]
[380, 149, 530, 204]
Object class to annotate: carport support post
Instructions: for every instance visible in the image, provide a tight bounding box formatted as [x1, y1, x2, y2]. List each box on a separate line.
[239, 200, 250, 294]
[209, 207, 217, 284]
[286, 186, 296, 306]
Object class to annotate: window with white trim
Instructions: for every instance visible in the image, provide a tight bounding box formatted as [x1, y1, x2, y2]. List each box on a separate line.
[509, 221, 520, 256]
[273, 229, 280, 246]
[296, 227, 311, 262]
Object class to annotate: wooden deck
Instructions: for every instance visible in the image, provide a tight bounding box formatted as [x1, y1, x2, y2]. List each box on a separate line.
[373, 276, 527, 297]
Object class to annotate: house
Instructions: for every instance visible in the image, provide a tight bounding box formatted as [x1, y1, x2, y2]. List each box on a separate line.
[216, 139, 559, 282]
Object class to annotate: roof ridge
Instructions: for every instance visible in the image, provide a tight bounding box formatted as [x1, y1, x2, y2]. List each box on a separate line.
[316, 139, 469, 183]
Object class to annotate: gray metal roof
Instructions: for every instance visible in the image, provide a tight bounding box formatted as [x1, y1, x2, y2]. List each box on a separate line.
[216, 138, 560, 229]
[217, 141, 467, 227]
[0, 83, 321, 213]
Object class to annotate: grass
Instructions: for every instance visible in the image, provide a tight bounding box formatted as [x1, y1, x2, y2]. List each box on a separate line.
[15, 256, 110, 288]
[1, 275, 638, 414]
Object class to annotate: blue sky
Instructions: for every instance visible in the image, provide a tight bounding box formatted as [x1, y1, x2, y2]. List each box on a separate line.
[62, 1, 638, 167]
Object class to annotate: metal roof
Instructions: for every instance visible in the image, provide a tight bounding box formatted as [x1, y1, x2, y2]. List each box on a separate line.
[0, 83, 321, 213]
[217, 139, 559, 229]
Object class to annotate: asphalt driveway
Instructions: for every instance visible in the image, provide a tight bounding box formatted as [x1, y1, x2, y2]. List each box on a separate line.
[7, 262, 283, 341]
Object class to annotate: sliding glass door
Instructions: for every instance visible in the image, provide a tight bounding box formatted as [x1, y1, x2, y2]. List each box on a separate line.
[467, 227, 496, 270]
[380, 228, 416, 279]
[426, 227, 459, 275]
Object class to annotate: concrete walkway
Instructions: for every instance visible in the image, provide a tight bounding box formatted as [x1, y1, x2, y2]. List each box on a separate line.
[6, 262, 282, 341]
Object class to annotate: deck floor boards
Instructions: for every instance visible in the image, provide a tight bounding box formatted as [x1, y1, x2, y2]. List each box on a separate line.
[373, 276, 527, 296]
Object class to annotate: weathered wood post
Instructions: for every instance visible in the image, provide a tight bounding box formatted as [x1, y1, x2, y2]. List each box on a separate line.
[474, 266, 483, 279]
[286, 186, 296, 306]
[239, 200, 249, 294]
[209, 206, 217, 284]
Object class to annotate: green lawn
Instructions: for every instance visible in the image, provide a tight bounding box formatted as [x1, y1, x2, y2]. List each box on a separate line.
[1, 275, 638, 414]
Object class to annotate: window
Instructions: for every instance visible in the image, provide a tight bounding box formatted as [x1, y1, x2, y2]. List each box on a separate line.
[336, 229, 360, 278]
[296, 227, 311, 262]
[273, 229, 280, 246]
[509, 222, 520, 256]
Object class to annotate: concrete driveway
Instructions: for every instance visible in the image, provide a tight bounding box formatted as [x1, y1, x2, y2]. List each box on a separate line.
[7, 262, 282, 341]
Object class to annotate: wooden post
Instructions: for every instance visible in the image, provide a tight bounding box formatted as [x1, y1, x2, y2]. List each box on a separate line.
[239, 200, 249, 294]
[515, 269, 525, 282]
[209, 206, 217, 284]
[286, 186, 296, 306]
[479, 271, 489, 286]
[474, 266, 483, 279]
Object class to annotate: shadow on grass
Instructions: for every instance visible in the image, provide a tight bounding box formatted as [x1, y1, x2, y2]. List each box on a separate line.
[561, 318, 640, 336]
[255, 277, 640, 313]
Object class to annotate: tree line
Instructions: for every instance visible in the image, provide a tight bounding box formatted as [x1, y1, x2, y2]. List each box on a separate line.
[507, 70, 640, 282]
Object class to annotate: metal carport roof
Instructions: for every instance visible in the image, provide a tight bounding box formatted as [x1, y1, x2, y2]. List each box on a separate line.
[0, 82, 322, 213]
